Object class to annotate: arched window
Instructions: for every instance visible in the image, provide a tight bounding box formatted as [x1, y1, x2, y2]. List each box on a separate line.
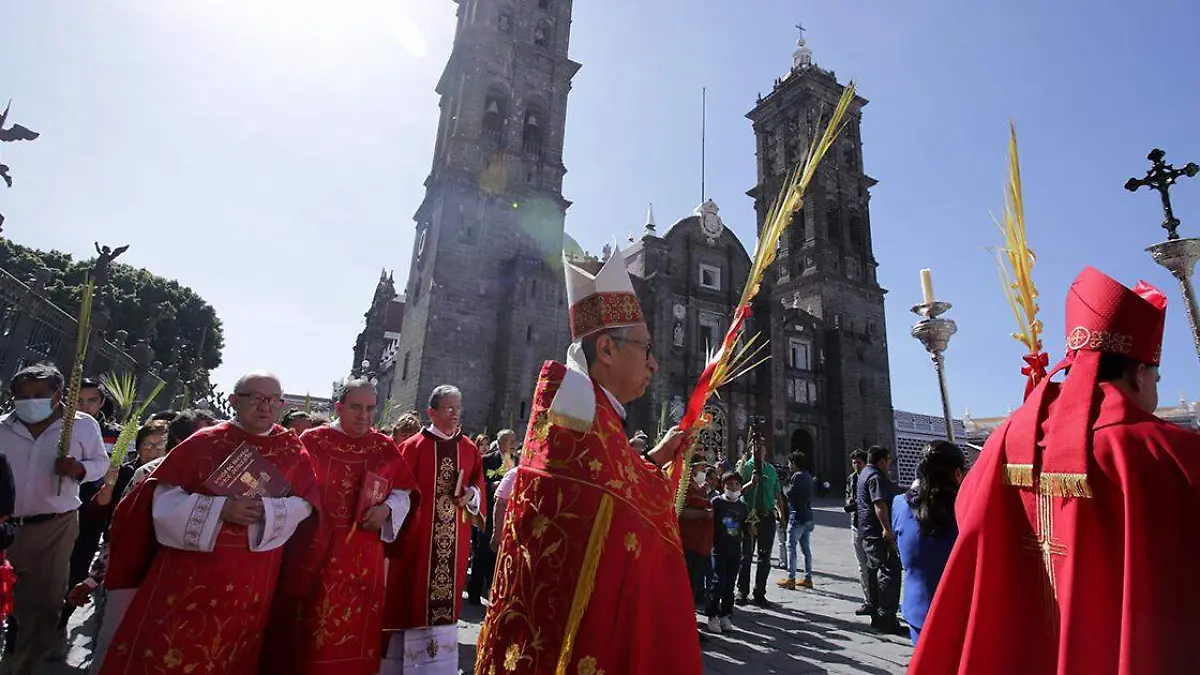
[523, 109, 543, 154]
[826, 208, 842, 245]
[848, 215, 864, 249]
[483, 93, 506, 145]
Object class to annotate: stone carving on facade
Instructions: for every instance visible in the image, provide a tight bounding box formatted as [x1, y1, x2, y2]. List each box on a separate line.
[669, 395, 684, 424]
[672, 321, 684, 348]
[695, 199, 724, 245]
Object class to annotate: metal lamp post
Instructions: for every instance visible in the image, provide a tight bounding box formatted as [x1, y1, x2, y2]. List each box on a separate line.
[911, 299, 959, 442]
[1126, 148, 1200, 367]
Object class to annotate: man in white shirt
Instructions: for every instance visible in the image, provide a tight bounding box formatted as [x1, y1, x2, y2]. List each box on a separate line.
[0, 363, 108, 675]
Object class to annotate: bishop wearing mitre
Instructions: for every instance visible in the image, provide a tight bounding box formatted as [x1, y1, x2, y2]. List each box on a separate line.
[475, 247, 702, 674]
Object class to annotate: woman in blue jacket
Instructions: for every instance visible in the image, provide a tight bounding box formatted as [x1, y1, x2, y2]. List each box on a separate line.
[891, 441, 965, 646]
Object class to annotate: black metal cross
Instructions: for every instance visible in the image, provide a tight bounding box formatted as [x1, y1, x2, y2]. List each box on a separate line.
[795, 22, 806, 37]
[1125, 148, 1199, 241]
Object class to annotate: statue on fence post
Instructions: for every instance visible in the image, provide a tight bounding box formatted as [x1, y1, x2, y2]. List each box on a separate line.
[0, 100, 40, 233]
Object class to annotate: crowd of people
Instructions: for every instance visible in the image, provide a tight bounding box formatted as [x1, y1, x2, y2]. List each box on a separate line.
[0, 365, 515, 675]
[0, 252, 1195, 675]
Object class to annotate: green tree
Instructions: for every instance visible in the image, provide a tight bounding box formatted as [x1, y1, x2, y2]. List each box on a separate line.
[0, 239, 224, 390]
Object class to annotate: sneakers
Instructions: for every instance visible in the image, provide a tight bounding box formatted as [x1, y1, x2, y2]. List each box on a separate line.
[855, 604, 875, 616]
[719, 616, 733, 632]
[777, 579, 797, 590]
[798, 578, 814, 589]
[706, 616, 723, 634]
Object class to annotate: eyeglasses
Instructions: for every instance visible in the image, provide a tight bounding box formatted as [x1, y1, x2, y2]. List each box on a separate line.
[612, 336, 654, 360]
[234, 392, 285, 409]
[344, 403, 377, 414]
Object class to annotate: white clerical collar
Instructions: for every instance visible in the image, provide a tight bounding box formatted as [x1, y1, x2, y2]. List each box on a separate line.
[230, 419, 272, 437]
[426, 424, 457, 440]
[599, 384, 626, 420]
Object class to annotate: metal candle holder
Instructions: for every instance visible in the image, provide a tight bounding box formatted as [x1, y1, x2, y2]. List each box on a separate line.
[1127, 148, 1200, 368]
[911, 300, 958, 442]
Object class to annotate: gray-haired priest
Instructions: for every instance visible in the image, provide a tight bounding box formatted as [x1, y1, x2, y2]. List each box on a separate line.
[381, 384, 485, 675]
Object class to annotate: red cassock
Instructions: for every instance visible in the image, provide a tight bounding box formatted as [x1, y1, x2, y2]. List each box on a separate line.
[100, 422, 322, 675]
[475, 361, 703, 675]
[382, 428, 484, 630]
[263, 426, 420, 675]
[910, 384, 1200, 675]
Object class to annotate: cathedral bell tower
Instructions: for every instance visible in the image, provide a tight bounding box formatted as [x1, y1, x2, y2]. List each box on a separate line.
[747, 28, 894, 483]
[389, 0, 580, 434]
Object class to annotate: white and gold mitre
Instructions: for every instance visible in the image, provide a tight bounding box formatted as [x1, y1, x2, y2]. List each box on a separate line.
[550, 246, 647, 432]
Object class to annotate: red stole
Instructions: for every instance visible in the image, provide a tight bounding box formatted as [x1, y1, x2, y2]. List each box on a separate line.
[100, 422, 321, 675]
[262, 426, 419, 675]
[382, 428, 484, 630]
[475, 361, 703, 675]
[911, 383, 1200, 675]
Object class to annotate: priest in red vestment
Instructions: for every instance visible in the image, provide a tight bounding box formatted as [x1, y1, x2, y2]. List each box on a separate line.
[262, 378, 419, 675]
[381, 384, 485, 675]
[97, 372, 322, 675]
[475, 247, 702, 675]
[910, 267, 1200, 675]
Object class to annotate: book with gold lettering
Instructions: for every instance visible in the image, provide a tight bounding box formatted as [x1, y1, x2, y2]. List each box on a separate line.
[355, 470, 390, 521]
[204, 442, 292, 498]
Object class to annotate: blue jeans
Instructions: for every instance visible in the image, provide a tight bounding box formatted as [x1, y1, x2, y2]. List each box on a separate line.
[910, 625, 921, 646]
[787, 516, 814, 581]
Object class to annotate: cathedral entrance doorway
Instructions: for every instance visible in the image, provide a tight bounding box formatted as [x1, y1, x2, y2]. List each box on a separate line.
[790, 428, 815, 456]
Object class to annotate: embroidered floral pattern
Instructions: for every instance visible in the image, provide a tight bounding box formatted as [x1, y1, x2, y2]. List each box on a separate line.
[183, 494, 215, 550]
[569, 291, 644, 338]
[427, 448, 459, 625]
[1066, 326, 1133, 354]
[578, 656, 606, 675]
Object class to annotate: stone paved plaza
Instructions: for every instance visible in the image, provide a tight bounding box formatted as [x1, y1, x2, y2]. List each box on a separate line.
[46, 498, 912, 674]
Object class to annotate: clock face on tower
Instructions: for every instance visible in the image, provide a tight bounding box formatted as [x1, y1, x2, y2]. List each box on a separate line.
[701, 211, 723, 239]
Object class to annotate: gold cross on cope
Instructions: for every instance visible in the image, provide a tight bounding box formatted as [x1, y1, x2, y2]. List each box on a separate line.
[1022, 491, 1067, 627]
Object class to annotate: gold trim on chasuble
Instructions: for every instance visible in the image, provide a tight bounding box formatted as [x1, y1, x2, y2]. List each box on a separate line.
[568, 292, 644, 338]
[427, 442, 460, 625]
[1011, 465, 1083, 633]
[554, 495, 613, 675]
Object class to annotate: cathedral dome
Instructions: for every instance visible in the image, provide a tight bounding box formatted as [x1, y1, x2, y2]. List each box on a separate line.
[563, 232, 586, 259]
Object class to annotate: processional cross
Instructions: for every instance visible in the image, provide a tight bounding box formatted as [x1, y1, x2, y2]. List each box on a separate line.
[1124, 148, 1200, 241]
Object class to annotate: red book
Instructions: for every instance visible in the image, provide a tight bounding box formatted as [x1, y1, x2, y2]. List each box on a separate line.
[204, 442, 293, 498]
[355, 471, 390, 521]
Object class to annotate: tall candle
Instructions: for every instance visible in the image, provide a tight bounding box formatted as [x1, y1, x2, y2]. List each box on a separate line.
[920, 268, 936, 305]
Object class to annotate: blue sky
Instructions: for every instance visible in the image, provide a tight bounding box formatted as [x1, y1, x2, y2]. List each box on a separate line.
[2, 0, 1199, 418]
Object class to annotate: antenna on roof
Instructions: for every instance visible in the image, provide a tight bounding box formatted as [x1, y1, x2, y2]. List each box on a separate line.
[701, 87, 707, 204]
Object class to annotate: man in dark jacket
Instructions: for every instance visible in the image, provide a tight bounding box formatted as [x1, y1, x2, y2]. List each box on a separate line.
[844, 448, 871, 616]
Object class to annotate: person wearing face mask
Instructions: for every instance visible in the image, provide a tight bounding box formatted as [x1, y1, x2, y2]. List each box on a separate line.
[679, 461, 716, 609]
[0, 363, 108, 674]
[706, 472, 750, 634]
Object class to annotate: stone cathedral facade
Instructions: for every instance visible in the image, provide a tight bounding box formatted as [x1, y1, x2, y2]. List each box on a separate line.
[380, 0, 579, 434]
[360, 17, 893, 485]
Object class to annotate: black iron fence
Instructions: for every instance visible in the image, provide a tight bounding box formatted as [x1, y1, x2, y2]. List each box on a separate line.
[0, 264, 174, 412]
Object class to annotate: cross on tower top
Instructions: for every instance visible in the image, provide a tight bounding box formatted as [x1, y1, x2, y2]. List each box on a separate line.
[795, 22, 806, 36]
[1125, 148, 1200, 241]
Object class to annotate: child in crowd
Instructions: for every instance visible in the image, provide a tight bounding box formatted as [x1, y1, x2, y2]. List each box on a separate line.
[707, 471, 750, 634]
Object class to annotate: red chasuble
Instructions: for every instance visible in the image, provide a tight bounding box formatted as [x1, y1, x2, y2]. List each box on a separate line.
[475, 362, 703, 675]
[100, 423, 321, 675]
[910, 383, 1200, 675]
[263, 426, 419, 675]
[382, 427, 484, 630]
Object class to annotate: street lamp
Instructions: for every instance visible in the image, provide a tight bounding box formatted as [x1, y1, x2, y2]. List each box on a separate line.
[1126, 148, 1200, 368]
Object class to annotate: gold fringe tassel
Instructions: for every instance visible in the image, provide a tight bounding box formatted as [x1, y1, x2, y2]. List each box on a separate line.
[1040, 472, 1092, 498]
[554, 495, 614, 675]
[1002, 464, 1034, 488]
